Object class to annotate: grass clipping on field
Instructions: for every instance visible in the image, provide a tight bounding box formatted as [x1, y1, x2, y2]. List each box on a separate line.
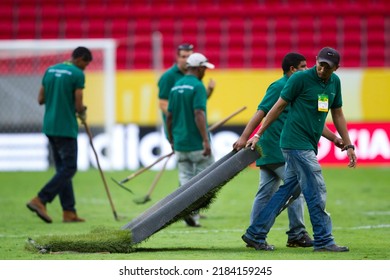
[25, 226, 134, 254]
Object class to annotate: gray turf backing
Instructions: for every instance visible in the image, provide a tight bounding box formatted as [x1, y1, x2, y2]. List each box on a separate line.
[123, 148, 260, 244]
[122, 150, 236, 229]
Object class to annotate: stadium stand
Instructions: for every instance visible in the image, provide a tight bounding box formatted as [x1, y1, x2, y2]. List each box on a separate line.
[1, 0, 389, 69]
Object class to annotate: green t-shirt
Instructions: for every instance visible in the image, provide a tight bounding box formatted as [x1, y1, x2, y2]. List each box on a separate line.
[157, 64, 185, 125]
[256, 75, 289, 166]
[168, 74, 209, 152]
[42, 61, 85, 138]
[280, 66, 342, 154]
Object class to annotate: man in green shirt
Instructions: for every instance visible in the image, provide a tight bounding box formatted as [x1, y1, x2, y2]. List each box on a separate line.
[234, 53, 344, 250]
[158, 43, 215, 134]
[166, 53, 215, 227]
[26, 47, 92, 223]
[244, 47, 357, 252]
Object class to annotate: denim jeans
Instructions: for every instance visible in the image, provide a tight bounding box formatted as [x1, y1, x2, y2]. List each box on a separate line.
[245, 149, 335, 249]
[250, 164, 307, 241]
[38, 136, 78, 212]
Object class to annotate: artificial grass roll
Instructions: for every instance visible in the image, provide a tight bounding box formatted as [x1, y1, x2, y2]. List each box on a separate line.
[25, 227, 134, 254]
[126, 147, 262, 244]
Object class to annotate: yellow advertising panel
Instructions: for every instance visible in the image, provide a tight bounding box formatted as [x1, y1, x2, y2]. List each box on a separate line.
[115, 69, 282, 125]
[361, 68, 390, 121]
[84, 72, 105, 124]
[86, 68, 390, 126]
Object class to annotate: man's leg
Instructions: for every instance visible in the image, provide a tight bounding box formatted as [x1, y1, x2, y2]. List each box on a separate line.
[176, 151, 200, 227]
[186, 150, 215, 226]
[38, 137, 77, 204]
[292, 150, 335, 249]
[243, 150, 300, 246]
[267, 164, 312, 247]
[250, 166, 282, 224]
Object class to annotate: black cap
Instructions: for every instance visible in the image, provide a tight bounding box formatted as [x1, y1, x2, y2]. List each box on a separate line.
[317, 47, 340, 68]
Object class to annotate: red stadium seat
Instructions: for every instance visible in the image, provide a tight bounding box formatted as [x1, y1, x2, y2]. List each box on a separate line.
[0, 22, 14, 39]
[39, 18, 62, 39]
[2, 0, 388, 69]
[86, 19, 109, 38]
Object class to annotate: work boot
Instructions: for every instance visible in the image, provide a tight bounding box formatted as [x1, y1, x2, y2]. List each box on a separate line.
[26, 197, 52, 223]
[314, 244, 349, 252]
[286, 232, 314, 248]
[184, 213, 201, 227]
[63, 210, 85, 223]
[242, 235, 275, 251]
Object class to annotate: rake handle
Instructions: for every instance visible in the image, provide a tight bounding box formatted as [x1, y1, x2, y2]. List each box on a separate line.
[208, 106, 247, 131]
[147, 153, 171, 196]
[83, 120, 119, 221]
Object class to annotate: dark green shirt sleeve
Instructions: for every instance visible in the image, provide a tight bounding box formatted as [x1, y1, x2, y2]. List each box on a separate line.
[158, 72, 175, 100]
[193, 83, 207, 111]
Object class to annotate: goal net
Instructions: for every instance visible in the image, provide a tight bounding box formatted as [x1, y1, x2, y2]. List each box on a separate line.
[0, 39, 116, 171]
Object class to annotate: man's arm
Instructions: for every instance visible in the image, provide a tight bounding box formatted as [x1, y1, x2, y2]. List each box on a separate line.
[322, 125, 344, 149]
[233, 109, 265, 151]
[331, 107, 357, 167]
[75, 88, 87, 122]
[206, 79, 216, 99]
[159, 99, 169, 115]
[38, 86, 45, 105]
[194, 109, 211, 156]
[75, 88, 85, 113]
[247, 97, 288, 150]
[166, 111, 174, 147]
[157, 73, 172, 114]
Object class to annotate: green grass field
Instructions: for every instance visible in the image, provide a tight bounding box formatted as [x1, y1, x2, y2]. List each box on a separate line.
[0, 165, 389, 260]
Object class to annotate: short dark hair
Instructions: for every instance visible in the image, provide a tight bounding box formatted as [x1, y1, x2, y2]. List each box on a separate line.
[72, 46, 93, 62]
[282, 52, 306, 74]
[177, 43, 194, 54]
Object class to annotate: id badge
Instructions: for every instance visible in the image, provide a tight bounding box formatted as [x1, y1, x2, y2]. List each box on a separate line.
[318, 94, 329, 112]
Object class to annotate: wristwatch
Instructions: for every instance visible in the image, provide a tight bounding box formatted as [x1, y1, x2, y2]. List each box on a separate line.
[345, 144, 355, 150]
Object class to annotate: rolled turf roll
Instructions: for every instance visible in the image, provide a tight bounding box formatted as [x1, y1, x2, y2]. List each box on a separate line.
[123, 149, 237, 230]
[124, 147, 261, 244]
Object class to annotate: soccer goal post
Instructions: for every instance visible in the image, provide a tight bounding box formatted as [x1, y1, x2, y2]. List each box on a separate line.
[0, 39, 116, 170]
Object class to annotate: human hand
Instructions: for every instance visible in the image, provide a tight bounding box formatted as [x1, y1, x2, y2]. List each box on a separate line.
[342, 145, 357, 168]
[76, 106, 87, 123]
[202, 140, 211, 156]
[333, 137, 344, 149]
[347, 150, 357, 168]
[233, 136, 248, 151]
[246, 134, 260, 150]
[207, 79, 216, 91]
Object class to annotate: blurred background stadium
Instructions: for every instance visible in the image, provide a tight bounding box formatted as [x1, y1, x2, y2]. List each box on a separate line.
[0, 0, 389, 170]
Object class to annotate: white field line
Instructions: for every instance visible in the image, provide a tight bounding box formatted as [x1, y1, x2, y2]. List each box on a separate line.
[363, 211, 390, 215]
[1, 224, 389, 239]
[157, 224, 390, 235]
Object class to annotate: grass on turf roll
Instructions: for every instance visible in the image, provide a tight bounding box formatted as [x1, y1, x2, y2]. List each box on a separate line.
[25, 227, 134, 254]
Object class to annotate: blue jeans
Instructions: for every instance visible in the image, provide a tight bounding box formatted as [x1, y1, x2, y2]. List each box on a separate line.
[250, 164, 307, 241]
[245, 149, 335, 249]
[38, 136, 78, 212]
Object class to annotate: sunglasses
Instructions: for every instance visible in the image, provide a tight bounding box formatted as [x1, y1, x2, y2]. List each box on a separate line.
[177, 43, 194, 51]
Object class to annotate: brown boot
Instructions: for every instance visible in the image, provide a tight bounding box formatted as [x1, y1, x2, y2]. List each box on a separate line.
[63, 210, 85, 223]
[26, 197, 52, 223]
